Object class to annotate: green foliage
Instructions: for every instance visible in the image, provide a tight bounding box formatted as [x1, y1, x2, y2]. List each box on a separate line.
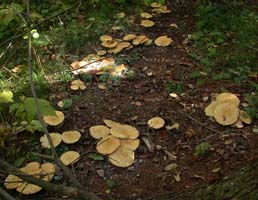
[244, 92, 258, 120]
[165, 82, 184, 93]
[195, 142, 211, 156]
[88, 153, 104, 161]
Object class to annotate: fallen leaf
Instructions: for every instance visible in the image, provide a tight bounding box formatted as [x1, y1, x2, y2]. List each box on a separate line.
[173, 173, 181, 182]
[165, 163, 177, 171]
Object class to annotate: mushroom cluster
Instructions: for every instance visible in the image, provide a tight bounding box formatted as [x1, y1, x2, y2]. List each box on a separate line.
[89, 119, 140, 167]
[205, 92, 252, 126]
[150, 2, 171, 13]
[4, 162, 55, 195]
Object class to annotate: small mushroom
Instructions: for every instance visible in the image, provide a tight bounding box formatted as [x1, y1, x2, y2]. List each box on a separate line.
[239, 110, 252, 124]
[123, 34, 137, 41]
[143, 38, 153, 46]
[43, 111, 65, 126]
[141, 20, 155, 27]
[97, 50, 107, 56]
[70, 80, 86, 91]
[214, 102, 239, 125]
[96, 135, 120, 155]
[103, 119, 121, 128]
[150, 2, 162, 8]
[60, 151, 80, 166]
[148, 117, 165, 129]
[40, 163, 55, 182]
[141, 12, 153, 19]
[120, 138, 140, 151]
[100, 35, 112, 42]
[19, 162, 41, 175]
[101, 40, 118, 48]
[155, 35, 172, 47]
[40, 133, 62, 148]
[132, 35, 148, 45]
[111, 124, 139, 139]
[62, 130, 81, 144]
[108, 147, 135, 168]
[4, 174, 23, 189]
[89, 125, 110, 139]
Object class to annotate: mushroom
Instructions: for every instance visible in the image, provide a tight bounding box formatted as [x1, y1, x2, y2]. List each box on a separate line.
[96, 135, 120, 155]
[4, 174, 23, 189]
[100, 35, 112, 42]
[213, 102, 239, 125]
[97, 50, 107, 56]
[204, 101, 218, 117]
[40, 133, 62, 148]
[141, 20, 155, 27]
[132, 35, 148, 45]
[155, 35, 172, 47]
[120, 138, 140, 151]
[60, 151, 80, 166]
[101, 40, 118, 48]
[123, 34, 137, 41]
[40, 163, 55, 182]
[141, 12, 153, 19]
[109, 42, 131, 54]
[62, 130, 81, 144]
[150, 2, 162, 8]
[216, 92, 240, 106]
[43, 111, 65, 126]
[16, 182, 42, 195]
[103, 119, 121, 128]
[111, 124, 139, 139]
[70, 80, 86, 91]
[108, 147, 135, 168]
[143, 38, 153, 46]
[89, 125, 110, 139]
[239, 110, 252, 124]
[148, 117, 165, 129]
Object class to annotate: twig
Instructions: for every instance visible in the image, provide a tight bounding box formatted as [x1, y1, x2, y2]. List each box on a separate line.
[0, 186, 16, 200]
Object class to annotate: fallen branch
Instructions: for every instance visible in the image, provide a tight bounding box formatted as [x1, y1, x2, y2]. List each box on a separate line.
[0, 186, 16, 200]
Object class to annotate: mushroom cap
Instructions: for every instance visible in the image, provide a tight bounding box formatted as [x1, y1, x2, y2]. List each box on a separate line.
[141, 12, 153, 19]
[111, 124, 139, 139]
[150, 2, 162, 8]
[4, 174, 23, 189]
[239, 110, 252, 124]
[204, 101, 218, 117]
[216, 92, 240, 106]
[101, 40, 118, 48]
[43, 111, 65, 126]
[214, 102, 239, 125]
[109, 45, 124, 54]
[40, 133, 62, 148]
[108, 147, 135, 167]
[103, 119, 121, 128]
[60, 151, 80, 166]
[20, 162, 41, 175]
[97, 50, 107, 56]
[96, 135, 121, 155]
[143, 38, 153, 46]
[141, 20, 155, 27]
[132, 35, 148, 45]
[148, 117, 165, 129]
[120, 138, 140, 151]
[70, 80, 86, 90]
[100, 35, 112, 42]
[123, 34, 137, 41]
[62, 130, 81, 144]
[89, 125, 110, 139]
[41, 163, 55, 182]
[155, 35, 172, 47]
[16, 182, 42, 195]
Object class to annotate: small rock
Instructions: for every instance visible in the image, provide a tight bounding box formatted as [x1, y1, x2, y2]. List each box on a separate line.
[127, 166, 134, 171]
[96, 169, 105, 178]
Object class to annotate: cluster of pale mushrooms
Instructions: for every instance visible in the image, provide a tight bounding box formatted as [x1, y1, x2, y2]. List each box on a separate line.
[205, 92, 252, 127]
[4, 162, 55, 195]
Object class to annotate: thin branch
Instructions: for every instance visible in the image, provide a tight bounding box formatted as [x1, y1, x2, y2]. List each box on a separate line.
[0, 186, 16, 200]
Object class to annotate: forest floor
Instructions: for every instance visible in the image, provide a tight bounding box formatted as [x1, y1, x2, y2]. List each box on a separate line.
[3, 1, 258, 200]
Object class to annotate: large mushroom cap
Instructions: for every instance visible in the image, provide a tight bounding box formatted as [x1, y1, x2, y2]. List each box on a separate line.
[16, 182, 42, 195]
[216, 92, 240, 106]
[123, 34, 137, 41]
[43, 111, 64, 126]
[120, 139, 140, 151]
[141, 20, 155, 27]
[41, 163, 55, 182]
[111, 124, 139, 139]
[96, 135, 120, 155]
[108, 147, 135, 168]
[155, 35, 172, 47]
[20, 162, 41, 175]
[100, 35, 112, 42]
[40, 133, 62, 148]
[4, 174, 23, 189]
[148, 117, 165, 129]
[60, 151, 80, 166]
[204, 101, 218, 117]
[89, 125, 110, 139]
[70, 80, 86, 91]
[214, 102, 239, 125]
[103, 119, 121, 128]
[62, 130, 81, 144]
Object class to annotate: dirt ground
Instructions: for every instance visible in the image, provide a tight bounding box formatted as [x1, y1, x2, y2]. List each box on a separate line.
[2, 1, 258, 200]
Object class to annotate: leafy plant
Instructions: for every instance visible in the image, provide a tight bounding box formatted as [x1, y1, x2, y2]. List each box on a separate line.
[195, 142, 211, 156]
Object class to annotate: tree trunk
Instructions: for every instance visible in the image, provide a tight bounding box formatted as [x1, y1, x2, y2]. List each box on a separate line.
[158, 161, 258, 200]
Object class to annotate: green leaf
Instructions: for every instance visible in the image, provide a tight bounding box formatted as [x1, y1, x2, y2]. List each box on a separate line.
[23, 98, 55, 121]
[26, 120, 43, 133]
[0, 9, 15, 25]
[88, 153, 104, 161]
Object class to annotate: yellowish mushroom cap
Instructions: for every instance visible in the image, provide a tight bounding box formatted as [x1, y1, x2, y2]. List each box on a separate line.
[4, 174, 23, 189]
[62, 130, 81, 144]
[205, 101, 218, 117]
[43, 111, 65, 126]
[97, 50, 107, 56]
[60, 151, 80, 166]
[120, 138, 140, 151]
[70, 80, 86, 91]
[111, 124, 139, 139]
[214, 102, 239, 125]
[100, 35, 112, 42]
[40, 133, 62, 148]
[141, 20, 155, 27]
[108, 147, 135, 168]
[141, 12, 153, 19]
[103, 119, 121, 128]
[89, 125, 110, 139]
[101, 40, 118, 48]
[132, 35, 148, 45]
[123, 34, 137, 41]
[41, 163, 55, 182]
[96, 135, 120, 155]
[20, 162, 41, 175]
[16, 182, 42, 195]
[239, 110, 252, 124]
[155, 35, 172, 47]
[143, 38, 153, 46]
[148, 117, 165, 129]
[216, 92, 240, 106]
[150, 2, 162, 8]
